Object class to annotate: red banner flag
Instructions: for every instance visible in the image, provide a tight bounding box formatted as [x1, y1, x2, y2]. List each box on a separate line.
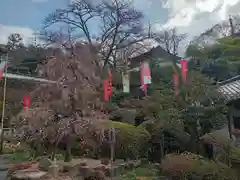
[140, 62, 151, 96]
[173, 74, 179, 96]
[140, 62, 151, 85]
[104, 69, 113, 101]
[23, 96, 31, 110]
[181, 59, 188, 83]
[108, 79, 112, 98]
[108, 69, 113, 97]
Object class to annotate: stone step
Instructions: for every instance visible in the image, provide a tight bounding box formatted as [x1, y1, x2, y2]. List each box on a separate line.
[0, 171, 8, 180]
[0, 164, 8, 171]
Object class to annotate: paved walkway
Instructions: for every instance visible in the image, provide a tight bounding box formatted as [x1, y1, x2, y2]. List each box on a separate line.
[58, 158, 102, 169]
[0, 154, 11, 179]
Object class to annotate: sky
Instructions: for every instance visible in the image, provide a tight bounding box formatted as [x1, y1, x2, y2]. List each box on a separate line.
[0, 0, 240, 54]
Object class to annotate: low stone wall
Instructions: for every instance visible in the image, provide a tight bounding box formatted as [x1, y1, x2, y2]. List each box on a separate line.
[7, 158, 147, 180]
[61, 159, 143, 178]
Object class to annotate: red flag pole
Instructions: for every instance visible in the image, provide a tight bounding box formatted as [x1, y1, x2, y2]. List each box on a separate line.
[0, 57, 7, 154]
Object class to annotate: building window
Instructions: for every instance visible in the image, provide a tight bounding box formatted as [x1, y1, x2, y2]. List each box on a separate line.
[233, 116, 240, 130]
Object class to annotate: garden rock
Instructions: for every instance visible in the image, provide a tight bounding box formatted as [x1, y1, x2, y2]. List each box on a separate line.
[93, 165, 105, 172]
[127, 161, 135, 169]
[77, 165, 92, 178]
[62, 162, 75, 173]
[39, 158, 52, 171]
[85, 170, 105, 180]
[104, 165, 120, 177]
[133, 160, 141, 167]
[100, 159, 109, 165]
[140, 158, 148, 164]
[11, 169, 46, 180]
[48, 165, 59, 177]
[118, 164, 125, 174]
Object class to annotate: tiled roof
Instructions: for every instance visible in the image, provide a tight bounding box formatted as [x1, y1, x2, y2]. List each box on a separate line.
[2, 73, 56, 84]
[218, 75, 240, 101]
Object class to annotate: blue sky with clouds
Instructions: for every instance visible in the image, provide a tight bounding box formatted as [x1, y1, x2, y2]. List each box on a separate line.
[0, 0, 168, 30]
[0, 0, 240, 53]
[0, 0, 66, 30]
[0, 0, 169, 44]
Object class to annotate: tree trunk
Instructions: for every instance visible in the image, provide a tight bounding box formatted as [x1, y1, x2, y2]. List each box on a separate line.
[64, 136, 72, 162]
[50, 144, 58, 161]
[0, 132, 4, 154]
[34, 142, 42, 158]
[160, 135, 164, 163]
[188, 123, 199, 153]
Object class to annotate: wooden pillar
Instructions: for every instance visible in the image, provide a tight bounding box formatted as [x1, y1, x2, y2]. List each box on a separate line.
[228, 106, 233, 140]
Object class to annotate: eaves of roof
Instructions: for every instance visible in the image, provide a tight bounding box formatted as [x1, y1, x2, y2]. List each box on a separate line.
[218, 75, 240, 102]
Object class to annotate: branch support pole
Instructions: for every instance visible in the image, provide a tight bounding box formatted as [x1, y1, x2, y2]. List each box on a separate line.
[0, 55, 7, 154]
[108, 127, 116, 180]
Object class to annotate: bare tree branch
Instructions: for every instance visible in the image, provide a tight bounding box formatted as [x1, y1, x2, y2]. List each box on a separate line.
[97, 0, 144, 68]
[42, 0, 145, 70]
[43, 0, 100, 44]
[153, 27, 187, 56]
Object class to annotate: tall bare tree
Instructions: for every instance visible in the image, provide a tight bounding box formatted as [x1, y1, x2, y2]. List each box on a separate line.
[97, 0, 144, 67]
[153, 28, 186, 56]
[43, 0, 100, 45]
[42, 0, 144, 69]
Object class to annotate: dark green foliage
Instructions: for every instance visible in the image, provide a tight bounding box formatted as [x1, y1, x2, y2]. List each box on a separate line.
[161, 153, 239, 180]
[103, 121, 150, 159]
[186, 36, 240, 82]
[120, 163, 159, 179]
[115, 61, 227, 157]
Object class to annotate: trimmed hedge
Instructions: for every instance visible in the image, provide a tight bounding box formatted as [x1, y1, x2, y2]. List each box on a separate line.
[102, 121, 150, 159]
[161, 152, 238, 180]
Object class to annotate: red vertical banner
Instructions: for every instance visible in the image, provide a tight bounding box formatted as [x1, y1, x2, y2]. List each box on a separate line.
[181, 59, 188, 83]
[173, 73, 179, 96]
[140, 62, 144, 86]
[104, 69, 113, 101]
[104, 80, 109, 101]
[108, 69, 113, 98]
[140, 62, 151, 96]
[140, 62, 151, 85]
[23, 96, 31, 110]
[108, 79, 112, 98]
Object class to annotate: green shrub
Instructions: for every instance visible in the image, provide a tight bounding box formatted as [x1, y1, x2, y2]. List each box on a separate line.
[103, 121, 150, 159]
[121, 164, 159, 180]
[8, 150, 33, 163]
[161, 152, 238, 180]
[229, 147, 240, 161]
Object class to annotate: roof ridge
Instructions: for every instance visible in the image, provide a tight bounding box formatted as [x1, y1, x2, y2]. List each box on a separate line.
[218, 75, 240, 85]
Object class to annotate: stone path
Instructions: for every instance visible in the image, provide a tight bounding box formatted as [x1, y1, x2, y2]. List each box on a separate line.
[57, 158, 103, 169]
[0, 154, 11, 179]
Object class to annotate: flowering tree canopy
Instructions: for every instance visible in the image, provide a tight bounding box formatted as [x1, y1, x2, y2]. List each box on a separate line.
[17, 45, 108, 158]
